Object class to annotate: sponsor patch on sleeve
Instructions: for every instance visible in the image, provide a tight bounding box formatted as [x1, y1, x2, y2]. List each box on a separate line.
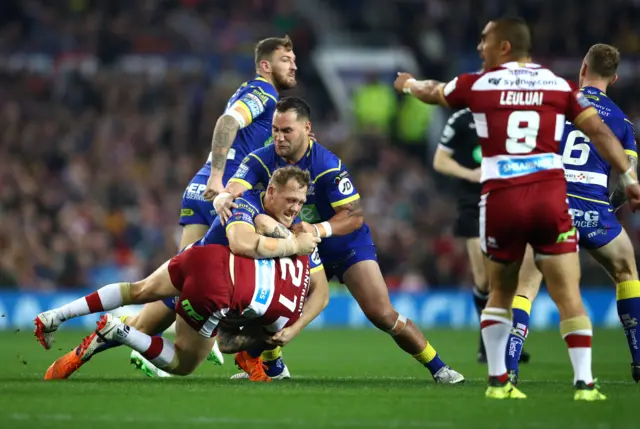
[230, 212, 254, 225]
[575, 91, 592, 109]
[241, 92, 266, 118]
[234, 164, 249, 179]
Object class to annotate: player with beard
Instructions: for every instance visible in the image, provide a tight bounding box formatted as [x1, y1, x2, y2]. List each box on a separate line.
[84, 36, 299, 377]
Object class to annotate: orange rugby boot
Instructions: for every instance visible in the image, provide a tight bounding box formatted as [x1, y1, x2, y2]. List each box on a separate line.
[234, 351, 272, 382]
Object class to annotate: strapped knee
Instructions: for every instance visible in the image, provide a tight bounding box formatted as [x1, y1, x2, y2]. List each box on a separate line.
[385, 314, 408, 336]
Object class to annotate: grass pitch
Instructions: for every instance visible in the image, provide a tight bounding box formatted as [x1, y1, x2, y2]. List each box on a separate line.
[0, 328, 637, 429]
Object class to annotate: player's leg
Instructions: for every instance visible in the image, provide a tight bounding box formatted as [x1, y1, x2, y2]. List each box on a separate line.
[41, 262, 181, 379]
[531, 184, 605, 400]
[465, 238, 490, 362]
[587, 227, 640, 380]
[505, 245, 543, 382]
[340, 249, 464, 383]
[35, 260, 178, 350]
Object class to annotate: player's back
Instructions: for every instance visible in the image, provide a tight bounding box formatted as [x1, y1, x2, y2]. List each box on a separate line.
[450, 62, 590, 192]
[560, 86, 636, 201]
[231, 253, 311, 332]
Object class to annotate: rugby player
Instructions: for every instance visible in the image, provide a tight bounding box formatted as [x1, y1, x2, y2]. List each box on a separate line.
[394, 18, 640, 400]
[119, 35, 298, 375]
[215, 97, 464, 383]
[35, 167, 328, 381]
[505, 44, 640, 384]
[434, 108, 536, 364]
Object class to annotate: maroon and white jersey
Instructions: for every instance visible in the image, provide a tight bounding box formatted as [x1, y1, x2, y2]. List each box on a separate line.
[231, 253, 312, 333]
[441, 62, 597, 192]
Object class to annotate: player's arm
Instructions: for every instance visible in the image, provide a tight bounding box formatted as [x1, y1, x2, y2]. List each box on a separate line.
[610, 122, 638, 209]
[204, 114, 242, 199]
[226, 218, 319, 259]
[394, 73, 448, 105]
[215, 152, 270, 222]
[576, 113, 635, 180]
[433, 114, 481, 182]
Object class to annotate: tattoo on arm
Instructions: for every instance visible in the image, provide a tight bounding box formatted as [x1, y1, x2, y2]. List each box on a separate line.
[211, 115, 239, 172]
[336, 199, 363, 217]
[611, 155, 638, 208]
[263, 224, 290, 239]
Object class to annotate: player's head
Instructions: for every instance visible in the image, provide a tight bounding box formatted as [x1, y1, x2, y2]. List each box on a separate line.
[478, 17, 532, 70]
[273, 97, 311, 160]
[255, 35, 297, 91]
[580, 44, 620, 88]
[265, 166, 310, 227]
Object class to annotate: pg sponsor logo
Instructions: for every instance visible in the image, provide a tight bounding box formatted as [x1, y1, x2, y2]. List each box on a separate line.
[183, 183, 208, 202]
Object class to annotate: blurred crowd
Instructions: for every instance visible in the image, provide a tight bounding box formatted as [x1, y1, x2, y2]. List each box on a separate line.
[2, 0, 640, 290]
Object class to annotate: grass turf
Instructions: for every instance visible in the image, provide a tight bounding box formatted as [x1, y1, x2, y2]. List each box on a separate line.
[0, 328, 637, 429]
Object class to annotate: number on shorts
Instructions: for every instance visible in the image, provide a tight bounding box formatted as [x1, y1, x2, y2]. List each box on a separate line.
[561, 130, 591, 166]
[278, 257, 304, 312]
[506, 111, 540, 154]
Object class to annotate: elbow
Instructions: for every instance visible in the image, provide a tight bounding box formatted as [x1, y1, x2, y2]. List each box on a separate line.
[228, 239, 251, 257]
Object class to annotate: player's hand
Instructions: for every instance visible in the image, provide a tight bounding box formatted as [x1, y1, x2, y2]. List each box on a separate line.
[291, 221, 317, 236]
[624, 182, 640, 211]
[213, 191, 242, 224]
[394, 72, 415, 94]
[268, 325, 302, 347]
[203, 174, 225, 201]
[467, 167, 482, 183]
[293, 232, 321, 255]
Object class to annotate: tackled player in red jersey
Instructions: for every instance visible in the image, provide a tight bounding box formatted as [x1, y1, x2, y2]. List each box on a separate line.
[34, 168, 326, 381]
[394, 17, 640, 400]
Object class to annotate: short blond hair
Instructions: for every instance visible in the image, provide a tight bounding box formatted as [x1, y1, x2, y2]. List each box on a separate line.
[269, 165, 310, 190]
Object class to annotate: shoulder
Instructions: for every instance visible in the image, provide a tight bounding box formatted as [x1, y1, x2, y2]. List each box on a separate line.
[311, 142, 342, 172]
[246, 145, 275, 162]
[235, 191, 263, 214]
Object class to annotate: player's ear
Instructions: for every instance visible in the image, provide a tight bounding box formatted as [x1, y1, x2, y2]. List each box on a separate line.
[260, 59, 272, 74]
[305, 121, 311, 134]
[500, 40, 511, 57]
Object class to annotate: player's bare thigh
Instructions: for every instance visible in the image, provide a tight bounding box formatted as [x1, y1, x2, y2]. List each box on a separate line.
[535, 252, 585, 319]
[171, 314, 217, 375]
[125, 261, 181, 334]
[587, 228, 638, 283]
[466, 238, 488, 292]
[515, 245, 543, 301]
[179, 224, 209, 249]
[342, 260, 394, 318]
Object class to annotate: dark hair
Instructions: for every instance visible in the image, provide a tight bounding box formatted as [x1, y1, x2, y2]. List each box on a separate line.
[275, 96, 311, 121]
[269, 165, 311, 190]
[491, 17, 532, 57]
[254, 35, 293, 69]
[585, 44, 620, 79]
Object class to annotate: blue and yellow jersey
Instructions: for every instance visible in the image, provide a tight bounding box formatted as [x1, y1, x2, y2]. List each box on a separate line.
[202, 189, 323, 274]
[199, 76, 279, 184]
[560, 86, 637, 204]
[227, 141, 374, 256]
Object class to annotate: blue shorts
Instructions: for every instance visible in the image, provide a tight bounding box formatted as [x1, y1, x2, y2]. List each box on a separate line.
[321, 245, 378, 283]
[568, 197, 622, 249]
[179, 173, 216, 226]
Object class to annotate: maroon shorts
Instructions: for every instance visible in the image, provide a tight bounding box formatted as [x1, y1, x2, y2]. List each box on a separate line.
[168, 244, 233, 337]
[479, 179, 577, 263]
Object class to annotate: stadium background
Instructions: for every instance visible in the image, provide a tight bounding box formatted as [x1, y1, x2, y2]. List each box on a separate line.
[1, 0, 640, 330]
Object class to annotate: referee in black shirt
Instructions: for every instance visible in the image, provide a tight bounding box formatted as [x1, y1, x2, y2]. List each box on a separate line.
[433, 108, 532, 364]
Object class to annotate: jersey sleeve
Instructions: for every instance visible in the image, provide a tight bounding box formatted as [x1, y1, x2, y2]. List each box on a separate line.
[309, 248, 324, 274]
[227, 149, 272, 189]
[622, 119, 637, 158]
[225, 196, 261, 232]
[439, 110, 469, 154]
[225, 82, 277, 128]
[440, 73, 477, 110]
[317, 158, 360, 209]
[565, 83, 598, 126]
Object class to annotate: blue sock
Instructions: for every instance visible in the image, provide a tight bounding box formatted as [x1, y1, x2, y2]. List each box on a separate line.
[617, 281, 640, 363]
[505, 295, 531, 375]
